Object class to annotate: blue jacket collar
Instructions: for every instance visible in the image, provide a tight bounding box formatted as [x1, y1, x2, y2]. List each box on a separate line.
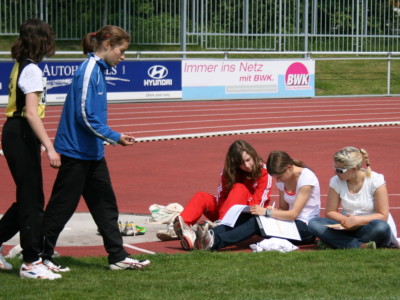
[88, 53, 110, 70]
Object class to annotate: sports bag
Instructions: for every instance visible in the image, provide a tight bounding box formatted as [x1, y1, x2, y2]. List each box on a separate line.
[148, 203, 184, 224]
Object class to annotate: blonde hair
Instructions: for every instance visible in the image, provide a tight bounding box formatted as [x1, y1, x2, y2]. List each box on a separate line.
[333, 146, 371, 177]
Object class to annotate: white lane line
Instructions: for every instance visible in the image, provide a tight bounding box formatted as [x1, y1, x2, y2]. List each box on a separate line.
[123, 243, 157, 255]
[133, 121, 400, 142]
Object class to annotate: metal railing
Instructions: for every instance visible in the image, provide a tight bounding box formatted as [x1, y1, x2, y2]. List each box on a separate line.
[1, 0, 400, 52]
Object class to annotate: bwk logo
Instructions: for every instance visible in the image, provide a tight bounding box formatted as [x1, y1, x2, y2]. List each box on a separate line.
[144, 65, 173, 86]
[285, 62, 311, 90]
[148, 65, 168, 79]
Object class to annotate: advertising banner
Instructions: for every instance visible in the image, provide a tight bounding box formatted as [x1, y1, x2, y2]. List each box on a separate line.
[0, 60, 182, 104]
[182, 59, 315, 100]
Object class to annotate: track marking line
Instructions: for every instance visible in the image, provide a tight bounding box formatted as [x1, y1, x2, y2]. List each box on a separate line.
[134, 121, 400, 142]
[123, 243, 156, 255]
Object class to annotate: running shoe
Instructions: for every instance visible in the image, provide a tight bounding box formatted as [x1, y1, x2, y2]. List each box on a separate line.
[157, 222, 179, 241]
[135, 224, 147, 235]
[118, 220, 125, 233]
[0, 247, 12, 270]
[109, 257, 151, 270]
[43, 257, 70, 272]
[196, 222, 214, 250]
[173, 216, 197, 250]
[20, 258, 62, 280]
[173, 216, 186, 239]
[363, 241, 377, 249]
[181, 227, 197, 251]
[123, 221, 137, 236]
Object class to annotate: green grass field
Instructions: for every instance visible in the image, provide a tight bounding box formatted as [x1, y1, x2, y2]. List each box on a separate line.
[1, 249, 399, 300]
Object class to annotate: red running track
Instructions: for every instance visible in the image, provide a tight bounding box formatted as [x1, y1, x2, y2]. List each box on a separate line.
[0, 97, 400, 255]
[1, 96, 399, 140]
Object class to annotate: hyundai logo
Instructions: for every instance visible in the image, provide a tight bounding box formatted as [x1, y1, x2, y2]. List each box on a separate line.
[148, 65, 168, 79]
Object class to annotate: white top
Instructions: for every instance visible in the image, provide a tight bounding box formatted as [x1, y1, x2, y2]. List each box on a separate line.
[276, 168, 321, 223]
[330, 170, 384, 216]
[18, 63, 44, 94]
[330, 170, 400, 247]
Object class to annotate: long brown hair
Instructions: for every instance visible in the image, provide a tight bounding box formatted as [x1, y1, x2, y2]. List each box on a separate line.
[223, 140, 263, 192]
[266, 151, 307, 176]
[11, 18, 55, 63]
[81, 25, 130, 54]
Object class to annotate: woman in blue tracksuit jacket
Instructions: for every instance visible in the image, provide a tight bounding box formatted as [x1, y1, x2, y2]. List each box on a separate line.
[40, 25, 150, 273]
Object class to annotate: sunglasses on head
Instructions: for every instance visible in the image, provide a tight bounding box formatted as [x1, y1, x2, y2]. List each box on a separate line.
[334, 167, 349, 174]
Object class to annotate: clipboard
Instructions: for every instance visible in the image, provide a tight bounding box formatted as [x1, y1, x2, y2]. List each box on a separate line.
[256, 215, 301, 241]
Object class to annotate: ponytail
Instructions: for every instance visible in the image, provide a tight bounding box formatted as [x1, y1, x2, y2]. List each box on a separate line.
[81, 26, 130, 55]
[359, 148, 372, 177]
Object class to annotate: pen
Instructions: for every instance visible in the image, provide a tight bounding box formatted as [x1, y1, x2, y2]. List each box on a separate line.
[271, 202, 276, 209]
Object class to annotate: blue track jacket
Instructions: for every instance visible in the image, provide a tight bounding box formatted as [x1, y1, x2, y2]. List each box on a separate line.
[54, 53, 121, 160]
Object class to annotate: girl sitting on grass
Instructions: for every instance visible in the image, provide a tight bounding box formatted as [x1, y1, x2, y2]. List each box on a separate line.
[173, 140, 273, 250]
[195, 150, 320, 251]
[308, 146, 399, 249]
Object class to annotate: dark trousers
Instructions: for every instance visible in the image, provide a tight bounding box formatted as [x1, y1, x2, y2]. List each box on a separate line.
[41, 155, 128, 264]
[212, 214, 316, 250]
[0, 118, 44, 263]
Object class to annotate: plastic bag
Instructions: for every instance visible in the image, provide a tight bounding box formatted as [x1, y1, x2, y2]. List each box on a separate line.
[148, 203, 184, 224]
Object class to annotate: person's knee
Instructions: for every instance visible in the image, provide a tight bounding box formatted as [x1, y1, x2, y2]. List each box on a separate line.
[369, 219, 391, 236]
[307, 217, 321, 233]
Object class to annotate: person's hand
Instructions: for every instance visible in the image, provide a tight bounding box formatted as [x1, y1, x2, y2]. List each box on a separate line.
[118, 134, 135, 146]
[341, 215, 359, 229]
[47, 149, 61, 168]
[250, 205, 267, 216]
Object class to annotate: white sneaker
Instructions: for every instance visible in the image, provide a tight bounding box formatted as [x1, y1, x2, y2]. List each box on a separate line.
[196, 222, 214, 250]
[181, 227, 197, 251]
[173, 216, 197, 250]
[173, 216, 185, 239]
[20, 259, 62, 280]
[157, 223, 179, 241]
[0, 247, 12, 270]
[109, 257, 151, 270]
[123, 221, 137, 236]
[43, 257, 71, 272]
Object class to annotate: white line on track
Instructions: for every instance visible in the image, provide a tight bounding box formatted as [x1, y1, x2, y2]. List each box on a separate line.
[123, 244, 156, 255]
[133, 121, 400, 142]
[115, 118, 400, 134]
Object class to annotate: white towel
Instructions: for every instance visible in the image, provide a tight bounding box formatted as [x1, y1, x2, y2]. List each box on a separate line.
[250, 237, 299, 253]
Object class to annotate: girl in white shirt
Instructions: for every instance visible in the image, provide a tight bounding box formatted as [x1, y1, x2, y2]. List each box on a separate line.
[308, 146, 396, 249]
[196, 151, 321, 250]
[0, 19, 61, 279]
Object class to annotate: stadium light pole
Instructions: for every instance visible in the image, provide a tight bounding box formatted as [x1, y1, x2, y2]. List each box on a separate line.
[180, 0, 187, 58]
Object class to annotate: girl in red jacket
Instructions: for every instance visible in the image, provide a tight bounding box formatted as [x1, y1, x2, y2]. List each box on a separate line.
[173, 139, 272, 250]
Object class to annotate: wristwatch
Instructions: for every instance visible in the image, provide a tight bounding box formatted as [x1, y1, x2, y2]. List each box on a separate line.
[265, 208, 273, 217]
